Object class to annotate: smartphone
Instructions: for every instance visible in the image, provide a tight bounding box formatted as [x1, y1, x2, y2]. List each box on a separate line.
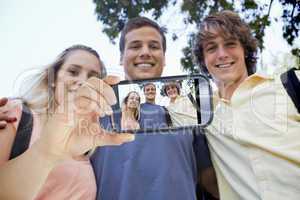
[101, 74, 213, 133]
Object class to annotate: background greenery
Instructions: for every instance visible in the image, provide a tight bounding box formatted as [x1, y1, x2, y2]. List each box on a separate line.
[93, 0, 300, 72]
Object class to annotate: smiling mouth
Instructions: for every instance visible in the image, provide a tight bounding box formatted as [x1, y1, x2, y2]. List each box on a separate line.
[215, 61, 235, 68]
[135, 63, 154, 68]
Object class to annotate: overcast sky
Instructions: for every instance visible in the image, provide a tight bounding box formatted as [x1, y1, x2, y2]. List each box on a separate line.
[0, 0, 298, 97]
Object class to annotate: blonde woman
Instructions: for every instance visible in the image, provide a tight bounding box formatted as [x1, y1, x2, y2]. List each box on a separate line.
[121, 91, 141, 130]
[0, 45, 134, 199]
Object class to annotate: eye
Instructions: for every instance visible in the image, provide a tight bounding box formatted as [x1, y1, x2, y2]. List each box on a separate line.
[128, 43, 141, 50]
[205, 45, 217, 53]
[68, 68, 79, 76]
[149, 43, 160, 50]
[225, 41, 237, 47]
[88, 71, 101, 79]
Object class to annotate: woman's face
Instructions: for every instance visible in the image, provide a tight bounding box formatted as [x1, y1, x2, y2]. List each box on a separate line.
[54, 50, 102, 105]
[166, 85, 179, 100]
[126, 92, 140, 109]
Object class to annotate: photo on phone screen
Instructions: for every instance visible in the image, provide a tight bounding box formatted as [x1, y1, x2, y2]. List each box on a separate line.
[102, 74, 213, 133]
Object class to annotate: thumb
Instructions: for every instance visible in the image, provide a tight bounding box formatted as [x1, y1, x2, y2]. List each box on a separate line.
[94, 133, 135, 147]
[103, 75, 121, 86]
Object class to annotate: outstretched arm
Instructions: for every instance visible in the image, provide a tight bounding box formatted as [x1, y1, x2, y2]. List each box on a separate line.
[0, 77, 134, 200]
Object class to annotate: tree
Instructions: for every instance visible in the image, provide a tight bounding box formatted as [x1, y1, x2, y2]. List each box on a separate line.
[93, 0, 300, 73]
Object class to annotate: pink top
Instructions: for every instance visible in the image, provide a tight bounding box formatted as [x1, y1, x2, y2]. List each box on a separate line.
[9, 100, 97, 200]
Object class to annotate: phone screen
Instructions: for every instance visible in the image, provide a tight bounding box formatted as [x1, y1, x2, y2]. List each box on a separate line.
[106, 74, 213, 133]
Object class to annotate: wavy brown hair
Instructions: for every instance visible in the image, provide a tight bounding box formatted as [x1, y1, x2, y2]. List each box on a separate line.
[193, 10, 258, 76]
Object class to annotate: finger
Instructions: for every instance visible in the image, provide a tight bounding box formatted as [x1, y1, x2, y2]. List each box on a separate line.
[98, 94, 113, 116]
[0, 98, 8, 107]
[84, 77, 117, 105]
[73, 95, 111, 118]
[0, 98, 20, 113]
[94, 133, 135, 147]
[74, 86, 113, 117]
[103, 75, 121, 85]
[0, 121, 7, 129]
[0, 112, 17, 122]
[6, 117, 17, 123]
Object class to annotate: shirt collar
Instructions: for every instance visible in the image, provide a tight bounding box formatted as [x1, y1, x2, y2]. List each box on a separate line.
[212, 71, 274, 106]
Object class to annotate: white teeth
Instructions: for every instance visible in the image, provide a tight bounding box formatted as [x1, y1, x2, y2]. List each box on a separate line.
[136, 63, 153, 68]
[216, 62, 233, 68]
[218, 64, 230, 68]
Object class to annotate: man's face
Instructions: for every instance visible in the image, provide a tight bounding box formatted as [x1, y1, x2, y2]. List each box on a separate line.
[202, 29, 248, 87]
[121, 26, 165, 80]
[143, 84, 156, 102]
[165, 85, 179, 100]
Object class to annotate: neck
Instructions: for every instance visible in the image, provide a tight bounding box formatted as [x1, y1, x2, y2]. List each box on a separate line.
[215, 77, 247, 100]
[170, 96, 177, 103]
[123, 107, 136, 118]
[146, 99, 155, 104]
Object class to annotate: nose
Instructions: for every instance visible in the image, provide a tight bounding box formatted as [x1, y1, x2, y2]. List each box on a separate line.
[139, 45, 151, 58]
[217, 46, 229, 60]
[75, 73, 88, 87]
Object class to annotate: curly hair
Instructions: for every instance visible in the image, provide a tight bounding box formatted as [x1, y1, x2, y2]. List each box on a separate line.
[161, 81, 181, 97]
[193, 10, 258, 76]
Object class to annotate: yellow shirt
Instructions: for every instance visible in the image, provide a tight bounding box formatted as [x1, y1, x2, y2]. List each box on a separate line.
[167, 96, 197, 127]
[206, 70, 300, 199]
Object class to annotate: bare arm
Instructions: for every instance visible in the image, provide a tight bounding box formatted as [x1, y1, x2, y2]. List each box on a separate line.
[0, 142, 60, 200]
[0, 77, 134, 199]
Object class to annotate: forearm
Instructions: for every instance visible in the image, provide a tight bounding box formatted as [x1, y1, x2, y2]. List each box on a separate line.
[0, 141, 61, 200]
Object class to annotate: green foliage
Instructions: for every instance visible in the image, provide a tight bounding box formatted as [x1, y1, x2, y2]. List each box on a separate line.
[93, 0, 300, 74]
[93, 0, 171, 43]
[280, 0, 300, 46]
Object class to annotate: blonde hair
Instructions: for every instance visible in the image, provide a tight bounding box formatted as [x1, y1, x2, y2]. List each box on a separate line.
[122, 91, 141, 120]
[19, 45, 106, 114]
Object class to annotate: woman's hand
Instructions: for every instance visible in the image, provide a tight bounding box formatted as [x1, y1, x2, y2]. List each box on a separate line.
[36, 76, 133, 161]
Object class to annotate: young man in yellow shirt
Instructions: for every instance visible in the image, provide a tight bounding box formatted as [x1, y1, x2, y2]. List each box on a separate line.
[193, 10, 300, 199]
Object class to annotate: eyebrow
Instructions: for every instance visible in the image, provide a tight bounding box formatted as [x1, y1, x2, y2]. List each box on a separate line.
[128, 40, 161, 45]
[203, 41, 216, 48]
[69, 64, 82, 69]
[203, 37, 237, 48]
[69, 64, 100, 75]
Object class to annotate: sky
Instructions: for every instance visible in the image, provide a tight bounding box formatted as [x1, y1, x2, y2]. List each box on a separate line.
[0, 0, 298, 97]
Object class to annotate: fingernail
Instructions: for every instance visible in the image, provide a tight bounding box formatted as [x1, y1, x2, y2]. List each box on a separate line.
[7, 117, 17, 123]
[0, 121, 7, 126]
[126, 134, 135, 141]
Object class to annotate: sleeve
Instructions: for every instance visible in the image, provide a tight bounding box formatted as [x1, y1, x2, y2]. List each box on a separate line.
[193, 128, 213, 172]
